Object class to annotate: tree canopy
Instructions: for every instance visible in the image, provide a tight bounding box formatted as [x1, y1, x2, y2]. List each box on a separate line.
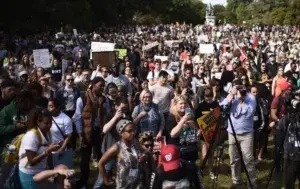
[225, 0, 300, 25]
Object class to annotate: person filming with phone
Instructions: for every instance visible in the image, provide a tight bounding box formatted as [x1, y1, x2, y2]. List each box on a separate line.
[220, 80, 257, 189]
[166, 95, 200, 163]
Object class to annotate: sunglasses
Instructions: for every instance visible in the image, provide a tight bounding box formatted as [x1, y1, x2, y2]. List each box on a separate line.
[144, 144, 154, 149]
[261, 65, 266, 67]
[67, 79, 74, 82]
[143, 96, 151, 98]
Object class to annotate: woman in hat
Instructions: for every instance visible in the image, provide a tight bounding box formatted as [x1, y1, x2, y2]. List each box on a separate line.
[98, 119, 150, 189]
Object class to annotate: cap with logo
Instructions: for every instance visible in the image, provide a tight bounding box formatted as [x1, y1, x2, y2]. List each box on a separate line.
[160, 144, 181, 172]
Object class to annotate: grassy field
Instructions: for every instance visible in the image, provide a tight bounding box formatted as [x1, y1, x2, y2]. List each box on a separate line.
[73, 137, 291, 189]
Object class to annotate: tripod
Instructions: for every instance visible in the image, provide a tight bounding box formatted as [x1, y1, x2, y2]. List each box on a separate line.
[200, 108, 254, 189]
[265, 112, 300, 189]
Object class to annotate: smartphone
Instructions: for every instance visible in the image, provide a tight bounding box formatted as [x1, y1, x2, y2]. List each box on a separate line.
[185, 107, 193, 118]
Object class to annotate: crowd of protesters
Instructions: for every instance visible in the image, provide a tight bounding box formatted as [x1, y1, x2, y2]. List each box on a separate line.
[0, 23, 300, 189]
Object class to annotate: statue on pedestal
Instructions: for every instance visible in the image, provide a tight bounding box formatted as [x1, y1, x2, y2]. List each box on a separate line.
[206, 3, 214, 16]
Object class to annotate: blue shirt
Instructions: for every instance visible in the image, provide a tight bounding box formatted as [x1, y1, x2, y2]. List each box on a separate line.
[221, 93, 256, 134]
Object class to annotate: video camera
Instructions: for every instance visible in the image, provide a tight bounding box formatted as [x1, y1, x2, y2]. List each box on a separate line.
[284, 89, 300, 113]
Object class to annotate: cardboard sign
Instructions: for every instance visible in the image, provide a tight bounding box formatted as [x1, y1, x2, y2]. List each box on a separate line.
[154, 56, 168, 62]
[91, 42, 115, 52]
[164, 40, 181, 48]
[92, 51, 116, 68]
[197, 107, 221, 146]
[153, 136, 166, 155]
[33, 49, 51, 68]
[115, 49, 127, 59]
[142, 41, 159, 51]
[199, 44, 214, 54]
[73, 29, 78, 36]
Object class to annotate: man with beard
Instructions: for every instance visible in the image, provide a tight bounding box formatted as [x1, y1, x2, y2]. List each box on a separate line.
[0, 89, 34, 188]
[0, 79, 17, 110]
[77, 77, 106, 189]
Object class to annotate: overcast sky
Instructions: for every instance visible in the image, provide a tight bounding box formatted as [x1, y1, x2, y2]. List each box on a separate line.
[202, 0, 227, 5]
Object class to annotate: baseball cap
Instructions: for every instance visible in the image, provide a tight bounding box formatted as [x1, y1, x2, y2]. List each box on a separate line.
[161, 144, 181, 172]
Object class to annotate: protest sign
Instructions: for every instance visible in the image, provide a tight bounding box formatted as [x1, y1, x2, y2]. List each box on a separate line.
[55, 32, 64, 39]
[154, 55, 168, 62]
[197, 107, 221, 146]
[214, 72, 222, 80]
[164, 40, 181, 48]
[168, 62, 180, 74]
[92, 51, 117, 68]
[33, 49, 51, 68]
[153, 136, 166, 155]
[142, 41, 159, 51]
[197, 35, 209, 43]
[199, 44, 214, 54]
[73, 29, 78, 36]
[115, 49, 127, 59]
[91, 42, 115, 52]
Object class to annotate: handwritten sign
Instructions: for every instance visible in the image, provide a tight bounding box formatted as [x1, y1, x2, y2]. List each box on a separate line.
[142, 41, 159, 51]
[154, 56, 168, 62]
[33, 49, 51, 68]
[164, 40, 181, 48]
[73, 29, 78, 36]
[91, 42, 115, 52]
[197, 35, 209, 43]
[197, 107, 221, 146]
[92, 51, 117, 68]
[199, 44, 214, 54]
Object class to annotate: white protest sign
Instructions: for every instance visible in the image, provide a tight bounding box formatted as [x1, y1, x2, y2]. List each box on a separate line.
[199, 44, 214, 54]
[197, 35, 209, 43]
[142, 41, 159, 51]
[91, 42, 115, 52]
[214, 72, 222, 79]
[73, 29, 78, 36]
[217, 32, 222, 38]
[33, 49, 50, 68]
[164, 40, 181, 48]
[154, 56, 168, 62]
[168, 62, 180, 74]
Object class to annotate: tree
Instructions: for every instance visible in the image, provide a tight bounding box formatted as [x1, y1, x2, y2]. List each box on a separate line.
[213, 4, 226, 24]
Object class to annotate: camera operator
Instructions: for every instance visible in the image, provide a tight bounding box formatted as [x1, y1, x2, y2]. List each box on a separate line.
[270, 81, 292, 172]
[220, 81, 257, 189]
[278, 91, 300, 189]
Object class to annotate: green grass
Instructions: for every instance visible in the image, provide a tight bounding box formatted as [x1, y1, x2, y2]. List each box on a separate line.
[73, 136, 294, 189]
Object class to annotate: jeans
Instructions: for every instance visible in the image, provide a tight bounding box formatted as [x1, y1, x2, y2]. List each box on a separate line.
[93, 160, 116, 189]
[19, 170, 37, 189]
[228, 132, 257, 189]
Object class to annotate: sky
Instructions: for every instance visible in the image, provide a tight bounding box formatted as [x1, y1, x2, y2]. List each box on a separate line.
[202, 0, 227, 5]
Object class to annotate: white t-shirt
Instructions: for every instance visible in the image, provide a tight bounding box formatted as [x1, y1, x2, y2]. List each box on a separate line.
[19, 128, 51, 174]
[150, 84, 174, 113]
[147, 70, 161, 81]
[51, 112, 73, 144]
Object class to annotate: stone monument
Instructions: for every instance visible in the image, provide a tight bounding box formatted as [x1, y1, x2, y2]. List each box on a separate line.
[205, 3, 216, 26]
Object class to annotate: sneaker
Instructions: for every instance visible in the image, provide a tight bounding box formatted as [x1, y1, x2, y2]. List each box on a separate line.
[209, 172, 216, 180]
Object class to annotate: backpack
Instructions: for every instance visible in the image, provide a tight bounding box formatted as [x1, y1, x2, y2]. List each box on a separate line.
[4, 128, 43, 165]
[3, 128, 44, 189]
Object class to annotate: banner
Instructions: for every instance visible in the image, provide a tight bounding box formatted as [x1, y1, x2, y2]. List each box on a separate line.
[199, 44, 214, 54]
[91, 42, 115, 52]
[115, 49, 127, 59]
[142, 41, 159, 51]
[33, 49, 51, 68]
[164, 40, 181, 48]
[154, 55, 168, 62]
[197, 107, 221, 146]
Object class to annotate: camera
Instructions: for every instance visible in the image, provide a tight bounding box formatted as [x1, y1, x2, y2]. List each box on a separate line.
[284, 90, 300, 112]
